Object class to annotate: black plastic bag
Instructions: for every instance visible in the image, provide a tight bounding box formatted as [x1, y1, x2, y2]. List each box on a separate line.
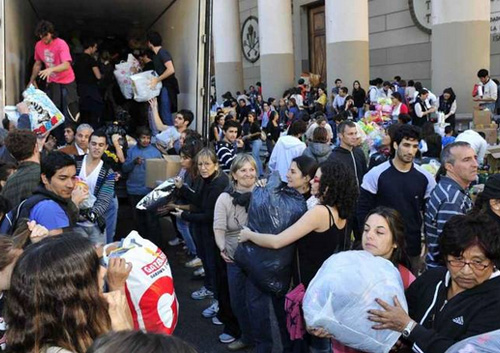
[234, 172, 307, 296]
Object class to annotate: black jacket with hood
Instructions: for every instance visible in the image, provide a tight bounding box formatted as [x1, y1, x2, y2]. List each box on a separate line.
[405, 267, 500, 353]
[327, 146, 367, 187]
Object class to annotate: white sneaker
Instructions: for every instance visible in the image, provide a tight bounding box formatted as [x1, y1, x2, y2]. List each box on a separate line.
[191, 286, 214, 300]
[168, 238, 182, 246]
[185, 257, 202, 268]
[202, 300, 219, 318]
[219, 332, 235, 343]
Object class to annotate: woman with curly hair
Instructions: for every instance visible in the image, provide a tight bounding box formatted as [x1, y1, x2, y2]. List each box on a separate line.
[5, 234, 131, 353]
[240, 162, 358, 352]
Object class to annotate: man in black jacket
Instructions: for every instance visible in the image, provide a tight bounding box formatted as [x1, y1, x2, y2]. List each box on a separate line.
[328, 120, 367, 187]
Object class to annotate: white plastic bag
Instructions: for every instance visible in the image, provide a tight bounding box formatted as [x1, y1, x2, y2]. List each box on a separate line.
[303, 251, 407, 353]
[114, 54, 141, 99]
[22, 85, 65, 135]
[104, 231, 179, 335]
[131, 70, 162, 102]
[445, 330, 500, 353]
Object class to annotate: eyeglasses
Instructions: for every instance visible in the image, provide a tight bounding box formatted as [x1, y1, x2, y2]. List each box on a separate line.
[447, 259, 491, 271]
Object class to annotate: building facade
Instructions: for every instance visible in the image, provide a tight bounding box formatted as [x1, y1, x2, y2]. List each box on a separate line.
[213, 0, 500, 115]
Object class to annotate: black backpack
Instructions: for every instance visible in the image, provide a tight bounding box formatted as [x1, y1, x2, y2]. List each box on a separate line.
[0, 194, 55, 235]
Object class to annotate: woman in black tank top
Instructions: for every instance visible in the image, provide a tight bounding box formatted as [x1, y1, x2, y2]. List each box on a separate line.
[239, 162, 359, 352]
[239, 162, 358, 282]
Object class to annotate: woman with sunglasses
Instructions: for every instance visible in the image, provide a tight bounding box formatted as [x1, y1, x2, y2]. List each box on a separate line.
[367, 213, 500, 353]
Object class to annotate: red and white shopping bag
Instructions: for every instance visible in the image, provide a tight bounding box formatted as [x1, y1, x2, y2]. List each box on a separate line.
[106, 231, 179, 334]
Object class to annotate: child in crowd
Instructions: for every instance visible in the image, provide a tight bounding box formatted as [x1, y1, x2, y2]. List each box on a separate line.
[442, 125, 456, 147]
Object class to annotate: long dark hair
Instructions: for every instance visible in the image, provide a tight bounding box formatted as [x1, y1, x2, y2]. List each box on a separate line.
[364, 207, 411, 269]
[88, 331, 198, 353]
[6, 234, 111, 353]
[317, 162, 358, 220]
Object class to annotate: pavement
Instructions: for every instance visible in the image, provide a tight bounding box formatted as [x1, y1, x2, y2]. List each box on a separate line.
[116, 199, 284, 353]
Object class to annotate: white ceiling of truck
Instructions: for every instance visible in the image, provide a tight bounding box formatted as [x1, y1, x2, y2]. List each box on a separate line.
[30, 0, 176, 37]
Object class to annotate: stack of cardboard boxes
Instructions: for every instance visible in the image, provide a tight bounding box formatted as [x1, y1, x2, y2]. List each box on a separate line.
[145, 156, 182, 188]
[473, 109, 498, 145]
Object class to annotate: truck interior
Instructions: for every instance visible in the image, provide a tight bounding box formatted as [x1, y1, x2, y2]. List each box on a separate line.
[0, 0, 211, 132]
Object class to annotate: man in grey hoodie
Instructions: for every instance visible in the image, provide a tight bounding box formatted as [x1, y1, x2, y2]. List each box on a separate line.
[302, 126, 331, 163]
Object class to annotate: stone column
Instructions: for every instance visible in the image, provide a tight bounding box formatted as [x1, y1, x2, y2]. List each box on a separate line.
[213, 0, 244, 102]
[432, 0, 490, 114]
[326, 0, 369, 93]
[258, 0, 294, 99]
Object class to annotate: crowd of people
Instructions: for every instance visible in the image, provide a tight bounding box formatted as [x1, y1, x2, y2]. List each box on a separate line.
[0, 18, 500, 353]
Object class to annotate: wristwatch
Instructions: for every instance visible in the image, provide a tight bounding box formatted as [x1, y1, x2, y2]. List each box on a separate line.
[402, 320, 416, 338]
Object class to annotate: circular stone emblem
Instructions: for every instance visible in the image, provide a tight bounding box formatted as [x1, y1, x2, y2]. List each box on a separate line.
[409, 0, 432, 34]
[241, 16, 260, 63]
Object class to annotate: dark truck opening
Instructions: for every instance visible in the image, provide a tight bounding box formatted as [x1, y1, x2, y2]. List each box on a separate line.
[0, 0, 211, 133]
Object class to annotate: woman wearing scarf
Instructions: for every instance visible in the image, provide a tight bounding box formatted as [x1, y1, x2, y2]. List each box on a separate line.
[213, 154, 263, 352]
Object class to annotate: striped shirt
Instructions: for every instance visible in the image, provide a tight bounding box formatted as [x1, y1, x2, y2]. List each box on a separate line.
[424, 176, 472, 268]
[215, 140, 236, 173]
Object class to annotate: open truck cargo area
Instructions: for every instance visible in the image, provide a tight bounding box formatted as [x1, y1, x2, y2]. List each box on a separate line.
[0, 0, 211, 133]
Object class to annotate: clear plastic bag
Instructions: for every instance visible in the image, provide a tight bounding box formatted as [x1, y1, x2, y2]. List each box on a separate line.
[445, 330, 500, 353]
[234, 172, 307, 296]
[114, 54, 141, 99]
[303, 250, 407, 353]
[131, 70, 162, 102]
[22, 84, 65, 135]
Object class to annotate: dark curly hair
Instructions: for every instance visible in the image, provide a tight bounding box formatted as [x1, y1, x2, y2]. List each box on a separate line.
[6, 234, 111, 353]
[439, 213, 500, 268]
[35, 20, 58, 38]
[317, 162, 358, 220]
[5, 129, 37, 161]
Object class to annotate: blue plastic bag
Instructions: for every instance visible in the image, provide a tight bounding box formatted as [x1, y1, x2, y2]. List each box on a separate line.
[234, 172, 307, 296]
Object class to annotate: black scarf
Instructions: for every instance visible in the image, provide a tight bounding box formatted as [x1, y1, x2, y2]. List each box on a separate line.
[230, 190, 252, 212]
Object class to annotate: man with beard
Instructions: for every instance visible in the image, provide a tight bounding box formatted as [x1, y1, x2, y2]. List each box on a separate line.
[357, 125, 436, 274]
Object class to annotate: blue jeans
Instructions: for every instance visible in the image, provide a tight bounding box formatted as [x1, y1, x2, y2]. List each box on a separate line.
[159, 86, 173, 126]
[176, 217, 196, 256]
[356, 107, 364, 121]
[104, 196, 119, 244]
[251, 138, 264, 177]
[480, 102, 496, 113]
[227, 263, 272, 352]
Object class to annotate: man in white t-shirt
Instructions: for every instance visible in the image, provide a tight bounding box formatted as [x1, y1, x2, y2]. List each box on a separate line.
[474, 69, 498, 113]
[455, 129, 488, 165]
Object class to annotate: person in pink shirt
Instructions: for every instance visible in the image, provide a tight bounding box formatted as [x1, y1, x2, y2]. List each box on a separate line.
[28, 20, 79, 143]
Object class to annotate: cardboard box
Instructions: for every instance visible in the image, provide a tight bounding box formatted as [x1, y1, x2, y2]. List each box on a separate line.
[474, 127, 498, 145]
[486, 145, 500, 172]
[146, 156, 181, 188]
[473, 109, 492, 126]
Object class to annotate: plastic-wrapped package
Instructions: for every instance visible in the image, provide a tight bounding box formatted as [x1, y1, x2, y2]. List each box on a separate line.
[22, 84, 65, 134]
[114, 54, 141, 99]
[131, 70, 162, 102]
[445, 330, 500, 353]
[74, 177, 97, 209]
[234, 172, 307, 296]
[303, 250, 407, 353]
[103, 231, 178, 335]
[136, 179, 176, 213]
